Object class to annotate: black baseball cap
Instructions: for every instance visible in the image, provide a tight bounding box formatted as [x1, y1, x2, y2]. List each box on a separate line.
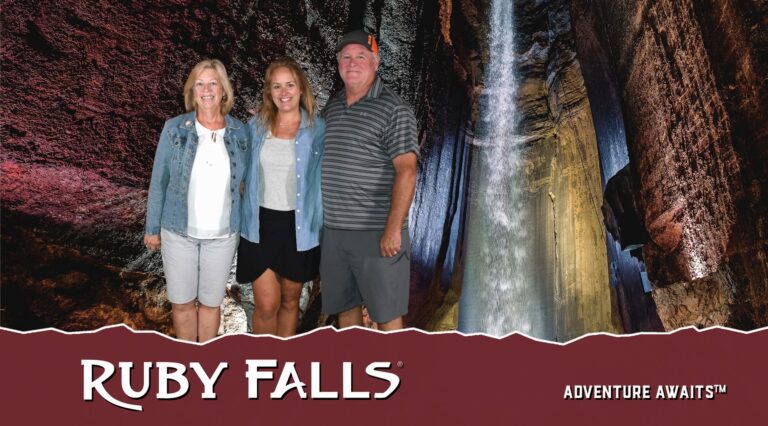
[335, 29, 379, 54]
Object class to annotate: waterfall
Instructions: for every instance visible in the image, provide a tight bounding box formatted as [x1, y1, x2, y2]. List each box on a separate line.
[458, 0, 552, 337]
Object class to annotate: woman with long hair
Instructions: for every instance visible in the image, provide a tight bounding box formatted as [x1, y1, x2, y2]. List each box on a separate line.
[238, 58, 325, 337]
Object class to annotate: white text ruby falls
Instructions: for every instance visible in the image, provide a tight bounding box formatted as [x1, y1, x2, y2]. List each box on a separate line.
[82, 359, 401, 411]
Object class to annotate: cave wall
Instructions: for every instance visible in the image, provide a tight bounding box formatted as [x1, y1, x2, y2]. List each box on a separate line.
[509, 0, 621, 339]
[529, 0, 621, 339]
[407, 18, 471, 328]
[569, 1, 663, 333]
[570, 0, 767, 329]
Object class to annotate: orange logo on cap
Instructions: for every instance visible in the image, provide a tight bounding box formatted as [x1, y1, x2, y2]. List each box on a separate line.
[368, 35, 379, 55]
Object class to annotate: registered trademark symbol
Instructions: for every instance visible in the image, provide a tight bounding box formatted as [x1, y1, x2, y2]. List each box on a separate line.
[397, 361, 404, 368]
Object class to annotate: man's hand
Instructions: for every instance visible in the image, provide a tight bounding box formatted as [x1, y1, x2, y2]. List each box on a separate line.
[144, 234, 161, 252]
[380, 226, 401, 257]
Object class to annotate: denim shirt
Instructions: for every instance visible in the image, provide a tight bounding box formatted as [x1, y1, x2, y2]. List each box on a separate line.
[241, 110, 324, 251]
[145, 111, 250, 236]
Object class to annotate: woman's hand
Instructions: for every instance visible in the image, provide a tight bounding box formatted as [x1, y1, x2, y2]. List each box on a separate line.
[144, 234, 161, 252]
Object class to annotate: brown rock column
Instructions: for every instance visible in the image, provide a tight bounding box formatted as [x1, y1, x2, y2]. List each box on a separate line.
[584, 0, 768, 329]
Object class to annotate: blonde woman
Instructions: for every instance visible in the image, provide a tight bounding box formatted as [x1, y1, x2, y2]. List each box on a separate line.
[145, 59, 249, 342]
[238, 58, 324, 337]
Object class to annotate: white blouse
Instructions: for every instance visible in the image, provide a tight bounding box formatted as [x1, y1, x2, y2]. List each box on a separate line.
[187, 121, 231, 238]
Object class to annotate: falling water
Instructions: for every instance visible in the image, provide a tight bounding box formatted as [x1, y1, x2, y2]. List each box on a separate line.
[458, 1, 552, 337]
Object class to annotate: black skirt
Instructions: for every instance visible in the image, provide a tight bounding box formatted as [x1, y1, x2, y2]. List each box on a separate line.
[236, 207, 320, 284]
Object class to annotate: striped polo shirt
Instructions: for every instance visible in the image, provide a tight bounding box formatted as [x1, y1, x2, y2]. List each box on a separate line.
[321, 76, 419, 230]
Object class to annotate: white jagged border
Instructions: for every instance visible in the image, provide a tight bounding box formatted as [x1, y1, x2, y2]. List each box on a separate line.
[1, 323, 766, 346]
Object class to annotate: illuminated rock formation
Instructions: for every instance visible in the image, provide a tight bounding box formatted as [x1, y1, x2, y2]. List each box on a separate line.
[571, 0, 767, 330]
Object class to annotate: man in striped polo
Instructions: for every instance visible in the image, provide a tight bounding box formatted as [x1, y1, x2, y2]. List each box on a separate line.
[320, 29, 419, 331]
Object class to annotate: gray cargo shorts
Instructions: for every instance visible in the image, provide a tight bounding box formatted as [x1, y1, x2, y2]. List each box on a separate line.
[320, 227, 410, 323]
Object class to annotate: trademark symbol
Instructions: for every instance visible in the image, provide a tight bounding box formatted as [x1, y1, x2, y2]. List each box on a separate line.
[397, 361, 404, 368]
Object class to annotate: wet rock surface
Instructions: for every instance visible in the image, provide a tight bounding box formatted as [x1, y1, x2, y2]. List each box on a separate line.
[572, 0, 768, 330]
[1, 215, 172, 333]
[511, 0, 622, 338]
[602, 166, 649, 252]
[653, 267, 738, 330]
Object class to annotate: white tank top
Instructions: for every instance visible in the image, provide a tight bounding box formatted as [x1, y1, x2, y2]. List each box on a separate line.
[259, 133, 297, 211]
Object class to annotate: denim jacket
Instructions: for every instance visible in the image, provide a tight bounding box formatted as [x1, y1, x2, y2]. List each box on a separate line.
[241, 110, 324, 251]
[145, 111, 250, 236]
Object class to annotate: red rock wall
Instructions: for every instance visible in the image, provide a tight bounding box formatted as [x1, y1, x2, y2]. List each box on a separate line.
[578, 0, 768, 329]
[690, 0, 768, 329]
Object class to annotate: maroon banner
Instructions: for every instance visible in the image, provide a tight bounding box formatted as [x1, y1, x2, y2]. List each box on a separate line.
[1, 326, 766, 424]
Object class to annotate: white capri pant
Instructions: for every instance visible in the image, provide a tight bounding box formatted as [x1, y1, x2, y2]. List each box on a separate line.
[160, 228, 238, 307]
